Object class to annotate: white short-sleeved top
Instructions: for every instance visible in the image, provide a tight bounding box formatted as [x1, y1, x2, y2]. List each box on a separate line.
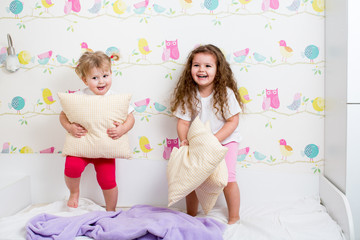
[174, 87, 242, 144]
[76, 87, 134, 114]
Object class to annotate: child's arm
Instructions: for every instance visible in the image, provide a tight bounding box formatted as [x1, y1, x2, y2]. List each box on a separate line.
[214, 114, 239, 143]
[177, 118, 191, 146]
[107, 113, 135, 140]
[59, 111, 87, 138]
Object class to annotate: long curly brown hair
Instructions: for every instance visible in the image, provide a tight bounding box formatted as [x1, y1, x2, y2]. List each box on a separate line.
[170, 44, 244, 119]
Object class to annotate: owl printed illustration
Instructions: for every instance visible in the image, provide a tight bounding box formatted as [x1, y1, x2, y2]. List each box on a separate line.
[162, 40, 179, 61]
[163, 138, 179, 160]
[262, 89, 280, 110]
[269, 88, 280, 109]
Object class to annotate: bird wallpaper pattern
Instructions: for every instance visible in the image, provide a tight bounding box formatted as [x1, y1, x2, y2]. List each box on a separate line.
[0, 0, 324, 174]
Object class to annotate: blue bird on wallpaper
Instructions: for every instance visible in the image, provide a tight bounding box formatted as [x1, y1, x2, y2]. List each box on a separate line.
[287, 92, 301, 111]
[253, 52, 266, 62]
[7, 0, 23, 18]
[0, 47, 7, 65]
[9, 96, 25, 114]
[287, 0, 300, 12]
[56, 55, 68, 64]
[37, 51, 52, 65]
[303, 45, 319, 63]
[237, 147, 250, 162]
[153, 4, 166, 13]
[1, 142, 10, 154]
[133, 0, 149, 14]
[88, 0, 101, 14]
[233, 48, 249, 63]
[105, 46, 120, 60]
[134, 98, 150, 113]
[154, 102, 167, 112]
[204, 0, 219, 13]
[302, 144, 319, 162]
[253, 151, 266, 161]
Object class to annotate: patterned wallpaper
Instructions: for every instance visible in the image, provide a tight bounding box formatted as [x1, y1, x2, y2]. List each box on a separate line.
[0, 0, 324, 174]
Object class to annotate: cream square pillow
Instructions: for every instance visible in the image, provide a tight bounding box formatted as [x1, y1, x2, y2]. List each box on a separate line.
[167, 116, 228, 214]
[58, 92, 132, 159]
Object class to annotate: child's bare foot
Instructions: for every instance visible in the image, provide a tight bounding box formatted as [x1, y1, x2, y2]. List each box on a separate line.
[67, 193, 79, 208]
[228, 217, 240, 225]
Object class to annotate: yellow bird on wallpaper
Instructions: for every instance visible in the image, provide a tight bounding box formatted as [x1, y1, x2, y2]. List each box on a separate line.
[139, 136, 153, 157]
[42, 88, 56, 109]
[41, 0, 54, 12]
[239, 0, 253, 8]
[179, 0, 193, 13]
[312, 0, 324, 13]
[113, 0, 126, 15]
[138, 38, 151, 59]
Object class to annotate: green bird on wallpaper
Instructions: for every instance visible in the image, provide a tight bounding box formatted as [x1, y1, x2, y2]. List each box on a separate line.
[37, 51, 52, 65]
[7, 0, 23, 18]
[9, 96, 25, 114]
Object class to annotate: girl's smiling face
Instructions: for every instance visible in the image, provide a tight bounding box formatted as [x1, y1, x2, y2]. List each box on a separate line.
[82, 67, 112, 95]
[191, 52, 217, 96]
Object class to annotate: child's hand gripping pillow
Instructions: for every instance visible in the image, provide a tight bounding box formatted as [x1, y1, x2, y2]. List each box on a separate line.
[167, 116, 228, 214]
[58, 92, 132, 159]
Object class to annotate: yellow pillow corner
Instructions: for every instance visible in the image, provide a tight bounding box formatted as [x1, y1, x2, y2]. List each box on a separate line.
[58, 92, 132, 159]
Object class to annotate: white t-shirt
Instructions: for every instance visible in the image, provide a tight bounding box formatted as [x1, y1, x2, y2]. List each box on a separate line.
[174, 87, 242, 144]
[76, 87, 134, 114]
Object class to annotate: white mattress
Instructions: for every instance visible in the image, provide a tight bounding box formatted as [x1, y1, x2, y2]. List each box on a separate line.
[0, 197, 345, 240]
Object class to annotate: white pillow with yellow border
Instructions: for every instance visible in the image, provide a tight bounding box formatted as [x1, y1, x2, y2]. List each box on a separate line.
[167, 116, 228, 214]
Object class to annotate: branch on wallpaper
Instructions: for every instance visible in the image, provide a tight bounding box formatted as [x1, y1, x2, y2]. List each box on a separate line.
[0, 9, 324, 22]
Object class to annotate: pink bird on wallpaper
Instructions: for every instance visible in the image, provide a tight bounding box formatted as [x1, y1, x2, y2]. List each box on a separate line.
[262, 0, 279, 11]
[134, 98, 150, 107]
[262, 95, 271, 111]
[134, 0, 149, 9]
[81, 42, 93, 53]
[40, 147, 55, 153]
[64, 0, 81, 14]
[37, 51, 52, 65]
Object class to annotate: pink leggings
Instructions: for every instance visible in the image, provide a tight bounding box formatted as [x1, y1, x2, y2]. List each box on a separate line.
[64, 156, 116, 190]
[223, 141, 239, 183]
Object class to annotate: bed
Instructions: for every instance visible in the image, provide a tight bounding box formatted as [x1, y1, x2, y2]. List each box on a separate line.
[0, 159, 355, 240]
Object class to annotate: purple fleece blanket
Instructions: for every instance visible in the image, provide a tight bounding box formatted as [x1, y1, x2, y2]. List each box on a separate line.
[26, 205, 225, 240]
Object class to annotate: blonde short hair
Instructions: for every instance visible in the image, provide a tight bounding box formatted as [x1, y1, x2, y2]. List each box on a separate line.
[75, 51, 119, 79]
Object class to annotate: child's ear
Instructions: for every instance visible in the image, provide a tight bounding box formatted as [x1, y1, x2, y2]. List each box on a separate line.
[82, 77, 88, 85]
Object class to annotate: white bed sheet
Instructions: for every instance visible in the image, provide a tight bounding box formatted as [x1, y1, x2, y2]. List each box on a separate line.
[0, 197, 345, 240]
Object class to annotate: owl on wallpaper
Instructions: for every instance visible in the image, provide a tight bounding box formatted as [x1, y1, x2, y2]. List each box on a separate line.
[163, 138, 179, 160]
[162, 40, 180, 61]
[262, 89, 280, 110]
[64, 0, 81, 14]
[262, 0, 279, 11]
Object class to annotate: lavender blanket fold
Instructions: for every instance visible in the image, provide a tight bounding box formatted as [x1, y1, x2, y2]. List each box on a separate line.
[26, 205, 225, 240]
